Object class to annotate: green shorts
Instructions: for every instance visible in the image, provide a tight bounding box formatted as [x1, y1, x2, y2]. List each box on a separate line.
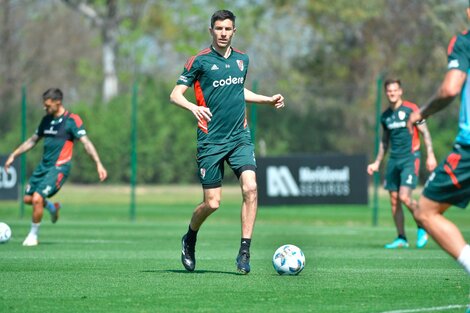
[25, 163, 71, 199]
[423, 143, 470, 208]
[197, 139, 256, 189]
[384, 153, 420, 191]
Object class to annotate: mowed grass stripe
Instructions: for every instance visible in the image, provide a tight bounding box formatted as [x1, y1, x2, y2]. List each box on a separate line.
[0, 185, 469, 312]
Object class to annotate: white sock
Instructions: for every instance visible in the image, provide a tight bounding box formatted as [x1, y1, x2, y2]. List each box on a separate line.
[457, 244, 470, 275]
[28, 222, 40, 237]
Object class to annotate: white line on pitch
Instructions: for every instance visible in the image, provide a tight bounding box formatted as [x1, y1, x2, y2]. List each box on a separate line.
[378, 304, 466, 313]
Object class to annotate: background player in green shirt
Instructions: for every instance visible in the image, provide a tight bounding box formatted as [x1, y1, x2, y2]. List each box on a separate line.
[367, 79, 437, 249]
[170, 10, 285, 274]
[4, 88, 107, 246]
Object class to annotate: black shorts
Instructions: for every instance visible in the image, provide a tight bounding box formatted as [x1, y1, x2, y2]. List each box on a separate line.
[197, 139, 256, 189]
[423, 143, 470, 208]
[384, 153, 420, 191]
[25, 163, 71, 198]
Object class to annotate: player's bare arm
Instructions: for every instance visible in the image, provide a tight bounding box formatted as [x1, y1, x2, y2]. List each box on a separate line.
[244, 88, 285, 109]
[409, 69, 467, 129]
[170, 84, 212, 122]
[79, 135, 107, 181]
[417, 123, 437, 172]
[421, 69, 466, 118]
[367, 131, 389, 175]
[4, 134, 41, 172]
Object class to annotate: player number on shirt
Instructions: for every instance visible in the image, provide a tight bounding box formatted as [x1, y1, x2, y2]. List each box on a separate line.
[406, 175, 413, 185]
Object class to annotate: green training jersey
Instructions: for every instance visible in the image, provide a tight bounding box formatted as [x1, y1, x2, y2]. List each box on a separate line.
[176, 46, 250, 144]
[381, 101, 421, 159]
[35, 110, 86, 167]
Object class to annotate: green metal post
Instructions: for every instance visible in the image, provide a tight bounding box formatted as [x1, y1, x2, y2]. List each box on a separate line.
[20, 85, 27, 218]
[372, 74, 384, 226]
[130, 82, 138, 222]
[250, 80, 258, 144]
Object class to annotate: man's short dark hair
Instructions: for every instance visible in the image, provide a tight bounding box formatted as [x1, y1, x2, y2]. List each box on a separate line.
[210, 10, 236, 29]
[42, 88, 63, 101]
[384, 78, 402, 89]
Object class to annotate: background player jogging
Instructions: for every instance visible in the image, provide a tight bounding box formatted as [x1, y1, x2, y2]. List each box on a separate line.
[170, 9, 285, 274]
[4, 88, 107, 246]
[367, 78, 436, 249]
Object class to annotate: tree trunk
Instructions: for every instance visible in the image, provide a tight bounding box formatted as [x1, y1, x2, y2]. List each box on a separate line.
[102, 41, 118, 102]
[62, 0, 119, 102]
[102, 0, 118, 102]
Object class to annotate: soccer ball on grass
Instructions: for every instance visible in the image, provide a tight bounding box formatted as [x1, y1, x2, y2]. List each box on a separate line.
[0, 222, 11, 243]
[272, 244, 305, 275]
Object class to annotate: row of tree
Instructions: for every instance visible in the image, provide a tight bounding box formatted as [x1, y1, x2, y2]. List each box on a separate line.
[0, 0, 466, 183]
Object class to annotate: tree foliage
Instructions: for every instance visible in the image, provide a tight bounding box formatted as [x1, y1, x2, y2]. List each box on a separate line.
[1, 0, 468, 183]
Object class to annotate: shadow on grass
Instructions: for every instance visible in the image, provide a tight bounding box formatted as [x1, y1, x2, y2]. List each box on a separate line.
[141, 269, 242, 276]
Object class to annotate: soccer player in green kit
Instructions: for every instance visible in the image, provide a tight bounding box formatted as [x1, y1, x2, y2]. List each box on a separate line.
[4, 88, 107, 246]
[170, 10, 285, 274]
[367, 79, 437, 249]
[408, 1, 470, 277]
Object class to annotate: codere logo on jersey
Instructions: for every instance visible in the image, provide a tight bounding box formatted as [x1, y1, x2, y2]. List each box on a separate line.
[212, 75, 244, 88]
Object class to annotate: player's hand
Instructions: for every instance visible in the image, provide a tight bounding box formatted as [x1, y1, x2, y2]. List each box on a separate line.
[426, 154, 437, 172]
[367, 162, 379, 175]
[97, 163, 108, 182]
[191, 105, 212, 123]
[407, 111, 422, 134]
[269, 94, 285, 109]
[3, 154, 15, 173]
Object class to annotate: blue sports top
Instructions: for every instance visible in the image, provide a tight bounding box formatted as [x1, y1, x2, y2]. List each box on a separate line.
[447, 30, 470, 145]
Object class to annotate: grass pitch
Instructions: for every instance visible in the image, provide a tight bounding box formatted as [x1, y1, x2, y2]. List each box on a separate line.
[0, 185, 469, 313]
